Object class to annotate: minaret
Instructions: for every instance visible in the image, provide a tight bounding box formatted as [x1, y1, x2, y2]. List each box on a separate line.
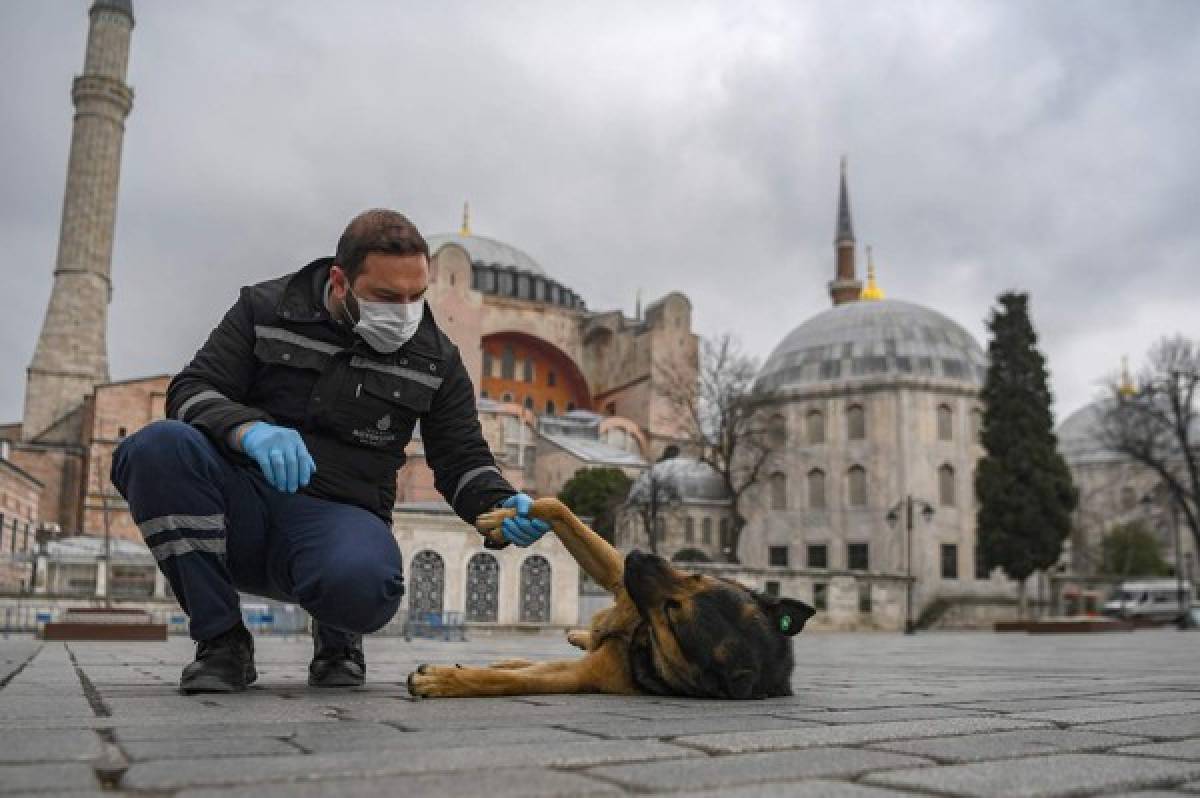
[23, 0, 134, 441]
[829, 156, 862, 306]
[460, 201, 472, 236]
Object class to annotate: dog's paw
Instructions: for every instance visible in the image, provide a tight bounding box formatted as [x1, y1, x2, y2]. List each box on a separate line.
[475, 507, 515, 534]
[406, 664, 461, 698]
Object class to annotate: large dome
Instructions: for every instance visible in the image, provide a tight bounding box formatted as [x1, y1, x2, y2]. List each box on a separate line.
[1057, 400, 1120, 465]
[755, 299, 987, 394]
[425, 232, 545, 276]
[628, 458, 730, 504]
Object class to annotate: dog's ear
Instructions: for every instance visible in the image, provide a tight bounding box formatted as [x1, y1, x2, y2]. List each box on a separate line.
[755, 592, 816, 637]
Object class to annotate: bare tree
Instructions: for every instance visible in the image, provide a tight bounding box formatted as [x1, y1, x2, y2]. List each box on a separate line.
[658, 333, 774, 563]
[626, 458, 680, 554]
[1098, 335, 1200, 555]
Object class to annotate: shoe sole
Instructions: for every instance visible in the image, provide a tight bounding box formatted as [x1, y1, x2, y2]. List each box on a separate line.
[307, 674, 365, 688]
[181, 665, 258, 695]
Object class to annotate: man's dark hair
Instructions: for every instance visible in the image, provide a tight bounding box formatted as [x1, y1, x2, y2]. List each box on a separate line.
[335, 209, 430, 282]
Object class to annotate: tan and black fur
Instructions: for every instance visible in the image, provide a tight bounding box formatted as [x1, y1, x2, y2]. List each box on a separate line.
[406, 498, 815, 700]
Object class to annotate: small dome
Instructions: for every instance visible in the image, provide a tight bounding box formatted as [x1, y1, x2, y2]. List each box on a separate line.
[755, 299, 987, 394]
[425, 232, 545, 276]
[628, 458, 730, 504]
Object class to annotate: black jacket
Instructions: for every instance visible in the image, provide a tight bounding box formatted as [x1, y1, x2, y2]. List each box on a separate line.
[165, 257, 515, 528]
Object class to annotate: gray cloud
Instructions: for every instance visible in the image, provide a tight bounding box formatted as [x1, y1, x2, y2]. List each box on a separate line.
[2, 0, 1198, 427]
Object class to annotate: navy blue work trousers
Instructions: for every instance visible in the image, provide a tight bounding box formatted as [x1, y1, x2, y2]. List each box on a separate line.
[111, 420, 404, 643]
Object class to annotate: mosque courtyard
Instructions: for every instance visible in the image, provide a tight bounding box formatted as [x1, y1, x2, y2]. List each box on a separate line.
[1, 629, 1199, 796]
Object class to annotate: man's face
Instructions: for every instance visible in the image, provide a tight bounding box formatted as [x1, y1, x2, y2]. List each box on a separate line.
[331, 252, 430, 322]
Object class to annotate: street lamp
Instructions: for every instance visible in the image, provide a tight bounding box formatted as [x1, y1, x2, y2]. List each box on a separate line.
[886, 496, 935, 635]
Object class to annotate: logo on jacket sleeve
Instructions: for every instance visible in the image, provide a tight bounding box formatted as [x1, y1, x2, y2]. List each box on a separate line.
[376, 413, 392, 431]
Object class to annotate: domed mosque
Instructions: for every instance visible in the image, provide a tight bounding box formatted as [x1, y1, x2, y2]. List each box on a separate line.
[736, 159, 1015, 630]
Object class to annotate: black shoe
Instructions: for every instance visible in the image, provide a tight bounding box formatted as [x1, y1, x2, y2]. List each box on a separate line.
[180, 622, 257, 694]
[308, 622, 366, 688]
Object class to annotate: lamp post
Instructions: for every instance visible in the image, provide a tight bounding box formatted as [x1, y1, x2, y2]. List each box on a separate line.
[887, 496, 935, 635]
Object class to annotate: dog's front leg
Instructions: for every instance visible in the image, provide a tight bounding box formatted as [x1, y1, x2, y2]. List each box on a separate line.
[407, 659, 614, 698]
[476, 498, 624, 593]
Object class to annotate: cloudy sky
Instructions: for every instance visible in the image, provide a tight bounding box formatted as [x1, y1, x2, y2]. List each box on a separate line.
[2, 0, 1197, 427]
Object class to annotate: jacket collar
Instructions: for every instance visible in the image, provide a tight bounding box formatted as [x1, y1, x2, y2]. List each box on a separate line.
[277, 257, 446, 362]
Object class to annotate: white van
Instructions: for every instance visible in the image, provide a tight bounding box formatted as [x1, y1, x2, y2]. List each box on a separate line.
[1102, 580, 1195, 621]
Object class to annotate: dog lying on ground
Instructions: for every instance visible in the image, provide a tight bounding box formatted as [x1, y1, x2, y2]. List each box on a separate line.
[406, 497, 815, 699]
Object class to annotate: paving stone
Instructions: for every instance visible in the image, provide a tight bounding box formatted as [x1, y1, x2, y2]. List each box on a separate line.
[292, 724, 594, 753]
[0, 763, 98, 794]
[675, 716, 1051, 754]
[585, 747, 932, 791]
[782, 705, 994, 724]
[864, 753, 1200, 797]
[675, 781, 926, 797]
[557, 715, 819, 739]
[122, 736, 300, 761]
[113, 719, 347, 741]
[175, 767, 622, 797]
[121, 739, 697, 790]
[0, 730, 103, 764]
[868, 729, 1149, 763]
[946, 697, 1129, 713]
[1092, 716, 1200, 740]
[1117, 740, 1200, 762]
[1011, 700, 1200, 725]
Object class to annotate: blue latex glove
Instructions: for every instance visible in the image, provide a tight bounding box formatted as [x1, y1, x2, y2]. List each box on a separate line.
[240, 422, 316, 494]
[500, 493, 550, 546]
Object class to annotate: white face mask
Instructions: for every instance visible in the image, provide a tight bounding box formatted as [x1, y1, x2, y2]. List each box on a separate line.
[347, 286, 424, 354]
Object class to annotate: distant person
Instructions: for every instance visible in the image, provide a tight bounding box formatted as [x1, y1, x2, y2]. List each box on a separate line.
[112, 209, 549, 693]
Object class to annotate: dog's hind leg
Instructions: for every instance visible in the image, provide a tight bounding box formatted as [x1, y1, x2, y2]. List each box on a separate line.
[408, 648, 635, 698]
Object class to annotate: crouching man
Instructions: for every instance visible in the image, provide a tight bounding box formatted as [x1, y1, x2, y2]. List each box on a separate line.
[112, 209, 548, 694]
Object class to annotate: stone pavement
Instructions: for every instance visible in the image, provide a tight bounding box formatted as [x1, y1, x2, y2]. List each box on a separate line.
[1, 629, 1199, 797]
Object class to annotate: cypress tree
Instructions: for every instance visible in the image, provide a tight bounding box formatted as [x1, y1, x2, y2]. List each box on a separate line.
[975, 292, 1078, 616]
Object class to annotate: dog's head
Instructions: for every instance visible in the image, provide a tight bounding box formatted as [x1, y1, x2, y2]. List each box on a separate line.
[622, 549, 815, 699]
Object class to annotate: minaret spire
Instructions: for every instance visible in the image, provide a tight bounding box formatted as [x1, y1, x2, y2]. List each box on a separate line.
[23, 0, 135, 441]
[460, 201, 471, 236]
[829, 156, 862, 306]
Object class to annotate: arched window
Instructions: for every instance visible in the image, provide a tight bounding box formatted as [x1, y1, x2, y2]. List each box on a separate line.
[767, 415, 787, 447]
[847, 404, 866, 441]
[409, 550, 445, 618]
[937, 404, 954, 441]
[519, 555, 552, 622]
[847, 465, 867, 507]
[939, 464, 956, 507]
[684, 517, 695, 543]
[770, 472, 787, 510]
[702, 518, 713, 544]
[807, 468, 826, 510]
[523, 396, 534, 410]
[465, 552, 500, 622]
[718, 518, 731, 554]
[806, 409, 825, 444]
[523, 358, 534, 383]
[482, 350, 494, 378]
[546, 400, 556, 416]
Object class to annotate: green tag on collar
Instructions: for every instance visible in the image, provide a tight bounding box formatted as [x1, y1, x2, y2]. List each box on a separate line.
[780, 614, 792, 632]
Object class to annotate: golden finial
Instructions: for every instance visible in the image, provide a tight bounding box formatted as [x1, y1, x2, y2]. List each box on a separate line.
[860, 245, 885, 301]
[1118, 355, 1136, 398]
[460, 201, 471, 236]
